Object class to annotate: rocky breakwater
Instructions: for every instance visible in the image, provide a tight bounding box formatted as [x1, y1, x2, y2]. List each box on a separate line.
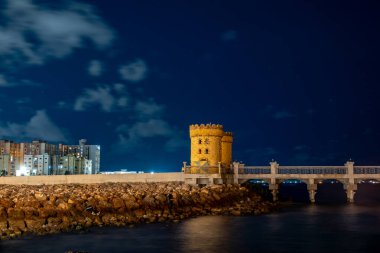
[0, 182, 275, 239]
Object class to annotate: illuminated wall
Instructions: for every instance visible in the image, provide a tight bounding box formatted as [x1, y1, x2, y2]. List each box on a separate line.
[189, 124, 233, 173]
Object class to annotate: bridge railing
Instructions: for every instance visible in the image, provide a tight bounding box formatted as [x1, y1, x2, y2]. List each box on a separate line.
[183, 166, 232, 174]
[242, 166, 271, 174]
[184, 163, 380, 175]
[354, 166, 380, 174]
[240, 165, 380, 175]
[277, 166, 347, 174]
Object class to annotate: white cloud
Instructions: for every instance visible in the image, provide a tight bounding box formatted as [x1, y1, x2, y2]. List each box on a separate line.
[119, 59, 148, 82]
[87, 60, 103, 77]
[0, 0, 115, 66]
[74, 86, 115, 112]
[165, 134, 187, 151]
[57, 101, 67, 108]
[0, 110, 67, 142]
[0, 74, 41, 87]
[128, 119, 173, 138]
[74, 85, 129, 112]
[0, 74, 7, 86]
[134, 100, 164, 119]
[116, 119, 186, 151]
[113, 96, 186, 152]
[16, 98, 31, 104]
[113, 83, 126, 94]
[117, 97, 128, 107]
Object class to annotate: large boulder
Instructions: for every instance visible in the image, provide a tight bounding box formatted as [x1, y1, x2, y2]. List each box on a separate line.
[112, 198, 125, 209]
[34, 192, 47, 201]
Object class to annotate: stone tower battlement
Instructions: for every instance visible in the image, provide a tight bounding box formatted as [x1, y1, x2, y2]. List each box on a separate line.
[189, 123, 224, 129]
[189, 123, 233, 173]
[189, 124, 224, 137]
[222, 132, 233, 143]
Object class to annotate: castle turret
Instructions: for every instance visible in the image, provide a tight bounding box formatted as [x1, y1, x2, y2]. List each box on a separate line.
[189, 124, 233, 173]
[221, 132, 233, 167]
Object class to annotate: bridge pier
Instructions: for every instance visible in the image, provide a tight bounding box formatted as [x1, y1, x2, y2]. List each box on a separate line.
[344, 161, 357, 203]
[269, 161, 279, 202]
[269, 184, 279, 202]
[307, 184, 317, 203]
[308, 190, 316, 203]
[271, 189, 278, 201]
[233, 162, 244, 184]
[344, 184, 357, 203]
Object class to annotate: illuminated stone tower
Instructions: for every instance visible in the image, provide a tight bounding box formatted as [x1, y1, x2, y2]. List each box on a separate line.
[189, 124, 233, 173]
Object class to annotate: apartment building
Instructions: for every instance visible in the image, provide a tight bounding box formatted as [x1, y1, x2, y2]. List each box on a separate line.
[0, 139, 100, 176]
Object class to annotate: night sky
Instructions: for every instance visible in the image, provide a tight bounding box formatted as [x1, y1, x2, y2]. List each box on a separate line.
[1, 0, 379, 171]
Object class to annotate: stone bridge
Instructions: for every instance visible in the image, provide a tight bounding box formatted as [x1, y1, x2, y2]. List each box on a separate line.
[183, 161, 380, 203]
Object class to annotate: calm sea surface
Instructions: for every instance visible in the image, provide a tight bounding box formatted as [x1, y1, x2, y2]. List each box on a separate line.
[1, 204, 379, 253]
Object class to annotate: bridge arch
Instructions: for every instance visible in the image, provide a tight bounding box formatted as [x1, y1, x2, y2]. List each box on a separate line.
[242, 179, 272, 200]
[315, 179, 346, 204]
[278, 179, 308, 185]
[247, 179, 270, 184]
[357, 178, 380, 184]
[355, 179, 380, 204]
[278, 179, 309, 203]
[316, 178, 346, 184]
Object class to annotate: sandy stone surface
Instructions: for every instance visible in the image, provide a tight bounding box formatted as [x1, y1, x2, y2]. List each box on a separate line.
[0, 182, 276, 240]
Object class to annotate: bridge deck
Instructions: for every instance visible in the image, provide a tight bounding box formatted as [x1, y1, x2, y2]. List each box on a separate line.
[182, 162, 380, 203]
[238, 173, 380, 181]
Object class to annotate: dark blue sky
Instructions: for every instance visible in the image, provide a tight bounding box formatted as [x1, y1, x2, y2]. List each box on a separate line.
[1, 0, 379, 171]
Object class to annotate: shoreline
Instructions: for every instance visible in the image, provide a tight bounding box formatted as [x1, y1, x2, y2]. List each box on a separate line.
[0, 182, 276, 240]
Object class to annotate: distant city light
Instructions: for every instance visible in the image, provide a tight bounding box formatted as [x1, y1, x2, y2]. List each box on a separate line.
[358, 180, 380, 184]
[16, 166, 28, 176]
[100, 170, 145, 174]
[283, 179, 303, 184]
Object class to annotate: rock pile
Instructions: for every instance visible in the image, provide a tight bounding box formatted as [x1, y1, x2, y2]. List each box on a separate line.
[0, 182, 275, 240]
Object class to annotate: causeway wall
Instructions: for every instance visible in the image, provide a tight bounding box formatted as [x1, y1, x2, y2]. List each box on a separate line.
[0, 173, 184, 185]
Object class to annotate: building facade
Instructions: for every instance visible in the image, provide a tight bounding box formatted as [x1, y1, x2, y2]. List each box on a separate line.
[56, 155, 92, 175]
[58, 139, 100, 174]
[189, 124, 233, 173]
[0, 139, 100, 176]
[0, 140, 21, 176]
[0, 154, 11, 176]
[21, 154, 50, 176]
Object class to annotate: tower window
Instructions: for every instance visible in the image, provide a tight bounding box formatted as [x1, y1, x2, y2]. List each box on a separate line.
[205, 138, 209, 144]
[198, 149, 202, 154]
[198, 139, 202, 144]
[205, 149, 209, 154]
